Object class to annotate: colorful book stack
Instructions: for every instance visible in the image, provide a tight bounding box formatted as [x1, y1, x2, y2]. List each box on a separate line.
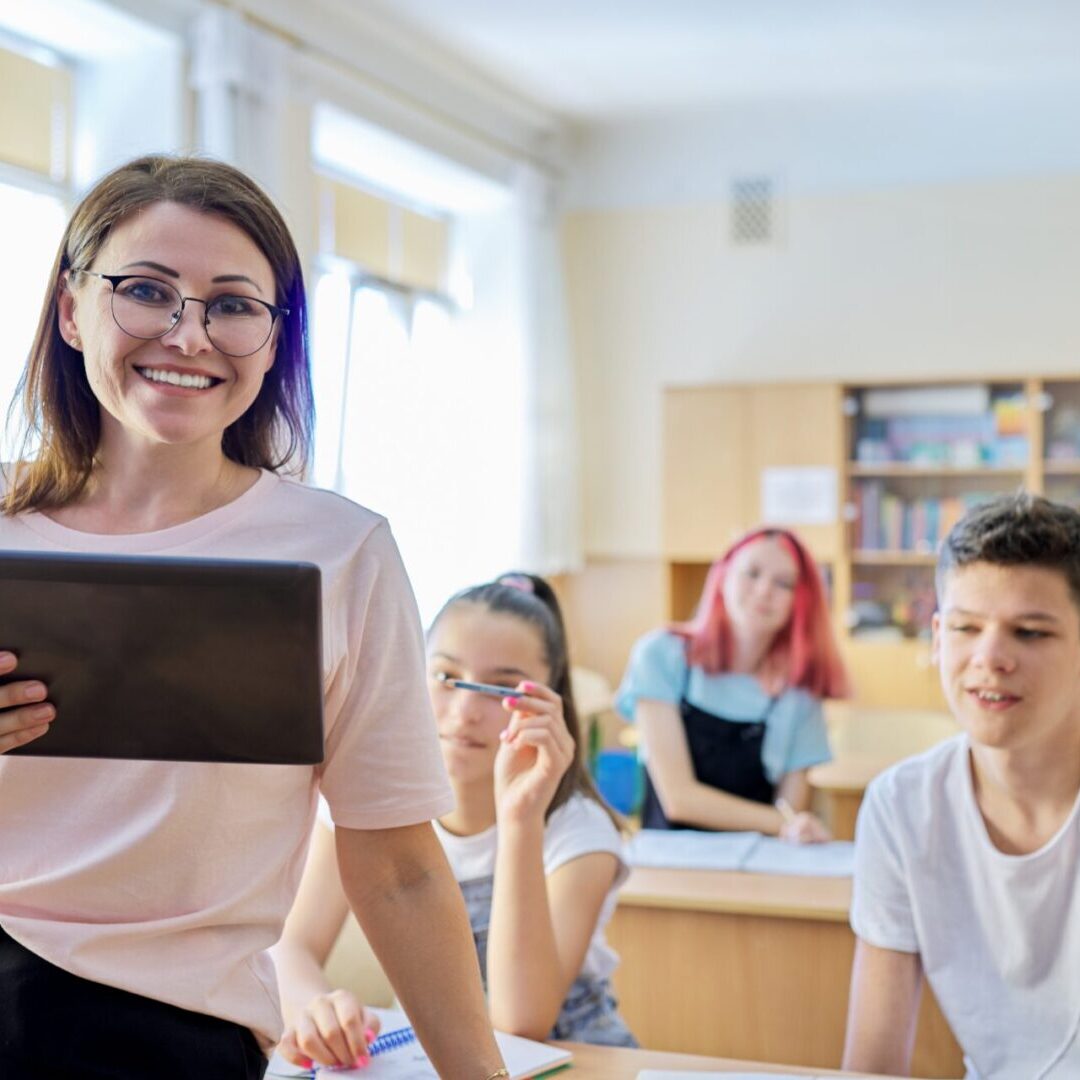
[854, 483, 990, 552]
[853, 386, 1028, 468]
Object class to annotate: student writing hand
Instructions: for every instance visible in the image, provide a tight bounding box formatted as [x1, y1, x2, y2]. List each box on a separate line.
[0, 651, 55, 754]
[779, 810, 832, 844]
[494, 681, 575, 824]
[277, 989, 382, 1069]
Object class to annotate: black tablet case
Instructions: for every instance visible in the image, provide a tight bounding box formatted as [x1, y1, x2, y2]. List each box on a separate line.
[0, 551, 323, 764]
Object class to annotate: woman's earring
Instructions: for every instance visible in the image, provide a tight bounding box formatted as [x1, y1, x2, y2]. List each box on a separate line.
[70, 336, 81, 351]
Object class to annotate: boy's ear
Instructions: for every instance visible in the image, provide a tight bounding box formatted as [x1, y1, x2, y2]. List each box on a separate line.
[930, 611, 942, 665]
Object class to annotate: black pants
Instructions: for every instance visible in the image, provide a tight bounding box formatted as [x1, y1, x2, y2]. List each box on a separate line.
[0, 923, 267, 1079]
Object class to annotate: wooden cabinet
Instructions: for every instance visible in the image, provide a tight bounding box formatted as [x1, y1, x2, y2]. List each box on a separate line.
[662, 386, 748, 561]
[662, 375, 1080, 708]
[663, 382, 844, 625]
[663, 383, 843, 560]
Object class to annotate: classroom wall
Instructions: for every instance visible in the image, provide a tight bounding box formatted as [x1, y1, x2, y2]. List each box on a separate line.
[564, 176, 1080, 559]
[558, 89, 1080, 682]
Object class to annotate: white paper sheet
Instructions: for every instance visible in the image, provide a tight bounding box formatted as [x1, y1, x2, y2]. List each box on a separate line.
[761, 466, 838, 526]
[266, 1008, 571, 1080]
[626, 829, 761, 870]
[739, 836, 855, 877]
[626, 829, 854, 877]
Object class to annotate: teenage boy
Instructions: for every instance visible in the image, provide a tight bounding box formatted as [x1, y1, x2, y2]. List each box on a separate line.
[843, 494, 1080, 1079]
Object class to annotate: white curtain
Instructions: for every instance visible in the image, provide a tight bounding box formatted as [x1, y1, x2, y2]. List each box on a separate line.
[513, 164, 584, 575]
[188, 8, 291, 200]
[188, 10, 583, 576]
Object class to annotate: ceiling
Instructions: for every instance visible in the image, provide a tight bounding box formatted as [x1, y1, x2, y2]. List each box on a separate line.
[357, 0, 1080, 122]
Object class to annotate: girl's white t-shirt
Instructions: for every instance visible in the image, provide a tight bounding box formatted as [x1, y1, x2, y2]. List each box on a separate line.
[851, 734, 1080, 1080]
[433, 794, 629, 981]
[0, 471, 453, 1047]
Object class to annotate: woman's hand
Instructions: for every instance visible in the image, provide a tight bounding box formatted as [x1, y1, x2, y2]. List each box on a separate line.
[494, 681, 575, 825]
[276, 989, 381, 1069]
[779, 810, 832, 844]
[0, 651, 54, 754]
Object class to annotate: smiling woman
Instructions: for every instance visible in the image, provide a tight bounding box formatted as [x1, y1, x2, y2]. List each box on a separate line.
[6, 157, 310, 517]
[53, 203, 283, 477]
[0, 155, 503, 1079]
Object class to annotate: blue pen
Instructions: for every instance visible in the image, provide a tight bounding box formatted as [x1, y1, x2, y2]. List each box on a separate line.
[435, 673, 519, 698]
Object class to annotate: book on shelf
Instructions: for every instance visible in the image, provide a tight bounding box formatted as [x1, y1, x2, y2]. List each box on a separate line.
[861, 384, 990, 417]
[854, 482, 988, 553]
[853, 390, 1028, 468]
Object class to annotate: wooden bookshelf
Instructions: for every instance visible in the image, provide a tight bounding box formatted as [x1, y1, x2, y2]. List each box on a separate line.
[851, 550, 937, 566]
[663, 375, 1080, 708]
[1044, 459, 1080, 476]
[848, 464, 1025, 478]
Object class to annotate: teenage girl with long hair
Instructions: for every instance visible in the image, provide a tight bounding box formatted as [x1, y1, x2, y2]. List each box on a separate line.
[617, 527, 850, 840]
[272, 573, 636, 1070]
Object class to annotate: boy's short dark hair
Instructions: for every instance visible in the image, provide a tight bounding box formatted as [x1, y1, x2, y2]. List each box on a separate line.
[937, 492, 1080, 612]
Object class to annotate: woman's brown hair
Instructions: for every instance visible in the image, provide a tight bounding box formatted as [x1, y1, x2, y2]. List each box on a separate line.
[3, 154, 313, 515]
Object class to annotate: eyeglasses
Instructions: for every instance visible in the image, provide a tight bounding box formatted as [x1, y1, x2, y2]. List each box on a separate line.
[72, 270, 289, 358]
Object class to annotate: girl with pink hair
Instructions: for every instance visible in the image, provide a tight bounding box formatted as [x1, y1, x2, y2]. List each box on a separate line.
[616, 528, 850, 840]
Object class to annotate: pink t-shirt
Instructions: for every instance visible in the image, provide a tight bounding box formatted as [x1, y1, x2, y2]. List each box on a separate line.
[0, 470, 453, 1046]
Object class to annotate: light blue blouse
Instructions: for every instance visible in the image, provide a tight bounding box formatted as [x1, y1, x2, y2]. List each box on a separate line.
[615, 629, 832, 783]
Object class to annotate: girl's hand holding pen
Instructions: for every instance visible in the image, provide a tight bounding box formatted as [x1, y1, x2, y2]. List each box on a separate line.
[0, 651, 55, 754]
[494, 680, 574, 825]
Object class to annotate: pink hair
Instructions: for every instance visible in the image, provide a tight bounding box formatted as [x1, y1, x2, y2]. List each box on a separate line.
[670, 527, 851, 699]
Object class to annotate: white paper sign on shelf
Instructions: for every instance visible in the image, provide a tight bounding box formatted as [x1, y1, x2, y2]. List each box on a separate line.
[761, 466, 838, 526]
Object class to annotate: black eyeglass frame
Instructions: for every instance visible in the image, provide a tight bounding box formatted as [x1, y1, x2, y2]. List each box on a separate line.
[71, 269, 290, 358]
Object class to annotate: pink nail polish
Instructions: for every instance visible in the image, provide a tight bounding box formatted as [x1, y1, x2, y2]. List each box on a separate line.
[522, 682, 536, 692]
[354, 1054, 370, 1068]
[506, 696, 519, 707]
[363, 1028, 377, 1043]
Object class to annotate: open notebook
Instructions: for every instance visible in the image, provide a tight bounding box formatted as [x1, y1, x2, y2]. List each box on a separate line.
[266, 1008, 572, 1079]
[626, 829, 855, 876]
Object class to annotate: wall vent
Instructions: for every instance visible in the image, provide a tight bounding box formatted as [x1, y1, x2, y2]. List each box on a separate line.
[730, 176, 774, 245]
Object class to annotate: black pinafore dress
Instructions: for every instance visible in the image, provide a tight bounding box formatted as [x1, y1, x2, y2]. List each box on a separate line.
[641, 664, 778, 830]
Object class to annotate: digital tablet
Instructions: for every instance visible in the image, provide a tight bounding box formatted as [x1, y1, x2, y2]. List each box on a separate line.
[0, 551, 323, 764]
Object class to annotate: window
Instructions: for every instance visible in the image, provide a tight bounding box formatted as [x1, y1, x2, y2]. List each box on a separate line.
[0, 38, 71, 447]
[310, 167, 523, 624]
[0, 182, 66, 428]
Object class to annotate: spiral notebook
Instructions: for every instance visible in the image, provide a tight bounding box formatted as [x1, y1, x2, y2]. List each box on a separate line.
[266, 1007, 572, 1079]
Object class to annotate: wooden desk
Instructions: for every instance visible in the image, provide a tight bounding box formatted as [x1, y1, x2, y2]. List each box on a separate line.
[607, 867, 963, 1079]
[809, 755, 896, 840]
[555, 1040, 902, 1078]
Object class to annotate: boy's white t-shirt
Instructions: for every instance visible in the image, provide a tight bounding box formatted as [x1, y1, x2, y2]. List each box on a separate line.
[851, 734, 1080, 1080]
[0, 471, 453, 1048]
[433, 793, 629, 981]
